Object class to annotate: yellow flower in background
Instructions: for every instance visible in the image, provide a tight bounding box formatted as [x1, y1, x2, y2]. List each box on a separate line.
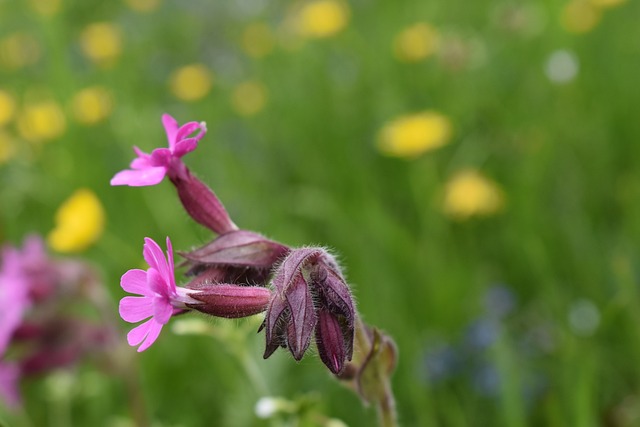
[297, 0, 350, 39]
[242, 23, 275, 58]
[71, 86, 114, 125]
[28, 0, 62, 16]
[231, 81, 268, 116]
[17, 100, 66, 143]
[561, 1, 601, 34]
[80, 23, 122, 66]
[377, 111, 452, 158]
[124, 0, 160, 13]
[170, 64, 212, 101]
[0, 33, 41, 70]
[0, 90, 16, 126]
[589, 0, 626, 8]
[394, 23, 439, 63]
[443, 170, 505, 219]
[0, 130, 16, 164]
[48, 189, 105, 253]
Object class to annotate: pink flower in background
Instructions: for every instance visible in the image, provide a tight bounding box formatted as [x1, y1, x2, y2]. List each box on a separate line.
[110, 114, 207, 187]
[0, 247, 31, 355]
[119, 237, 192, 352]
[0, 362, 20, 408]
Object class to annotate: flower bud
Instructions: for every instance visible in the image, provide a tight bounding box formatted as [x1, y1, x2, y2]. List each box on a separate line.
[169, 171, 238, 234]
[182, 230, 289, 270]
[181, 230, 289, 286]
[261, 247, 355, 374]
[185, 282, 272, 318]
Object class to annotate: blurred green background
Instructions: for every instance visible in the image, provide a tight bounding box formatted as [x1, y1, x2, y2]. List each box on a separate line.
[2, 0, 640, 425]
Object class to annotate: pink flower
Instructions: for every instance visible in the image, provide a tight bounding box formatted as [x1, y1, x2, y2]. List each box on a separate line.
[111, 114, 207, 187]
[0, 247, 31, 356]
[119, 237, 194, 352]
[0, 361, 21, 408]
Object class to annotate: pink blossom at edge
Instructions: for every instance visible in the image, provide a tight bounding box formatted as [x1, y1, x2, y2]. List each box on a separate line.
[0, 361, 21, 408]
[0, 247, 31, 356]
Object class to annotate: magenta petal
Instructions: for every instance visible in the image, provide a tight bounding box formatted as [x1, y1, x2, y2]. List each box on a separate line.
[110, 167, 167, 186]
[143, 238, 165, 273]
[165, 237, 176, 289]
[153, 295, 173, 324]
[175, 122, 202, 142]
[162, 114, 179, 148]
[130, 156, 152, 170]
[127, 321, 152, 347]
[119, 296, 154, 323]
[120, 269, 150, 295]
[130, 147, 152, 169]
[143, 239, 172, 283]
[147, 268, 170, 297]
[144, 238, 174, 290]
[0, 362, 21, 408]
[137, 320, 164, 352]
[150, 148, 172, 167]
[173, 138, 198, 157]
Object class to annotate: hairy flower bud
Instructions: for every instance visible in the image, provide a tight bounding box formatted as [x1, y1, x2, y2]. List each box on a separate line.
[169, 172, 238, 235]
[185, 281, 272, 318]
[181, 230, 290, 285]
[260, 247, 355, 374]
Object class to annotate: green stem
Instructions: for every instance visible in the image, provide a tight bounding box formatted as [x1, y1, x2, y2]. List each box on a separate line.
[238, 349, 270, 396]
[376, 388, 398, 427]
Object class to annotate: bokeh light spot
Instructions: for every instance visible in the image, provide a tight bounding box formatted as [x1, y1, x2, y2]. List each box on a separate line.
[443, 170, 505, 220]
[47, 189, 105, 253]
[241, 23, 275, 58]
[17, 100, 66, 143]
[0, 33, 41, 70]
[231, 81, 268, 116]
[297, 0, 350, 39]
[545, 49, 579, 84]
[376, 111, 452, 158]
[568, 299, 600, 336]
[170, 64, 213, 102]
[28, 0, 62, 16]
[71, 86, 114, 125]
[0, 90, 17, 126]
[393, 23, 439, 63]
[0, 130, 16, 164]
[561, 1, 601, 34]
[124, 0, 161, 13]
[80, 23, 123, 66]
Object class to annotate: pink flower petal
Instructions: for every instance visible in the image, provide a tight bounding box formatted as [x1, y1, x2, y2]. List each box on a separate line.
[153, 295, 173, 324]
[149, 148, 172, 167]
[147, 268, 169, 297]
[143, 238, 174, 290]
[173, 138, 198, 158]
[120, 269, 150, 295]
[136, 320, 163, 352]
[130, 147, 152, 169]
[162, 114, 179, 149]
[127, 320, 152, 347]
[165, 237, 176, 289]
[143, 239, 166, 277]
[0, 362, 21, 408]
[119, 296, 154, 323]
[175, 122, 202, 142]
[110, 167, 167, 186]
